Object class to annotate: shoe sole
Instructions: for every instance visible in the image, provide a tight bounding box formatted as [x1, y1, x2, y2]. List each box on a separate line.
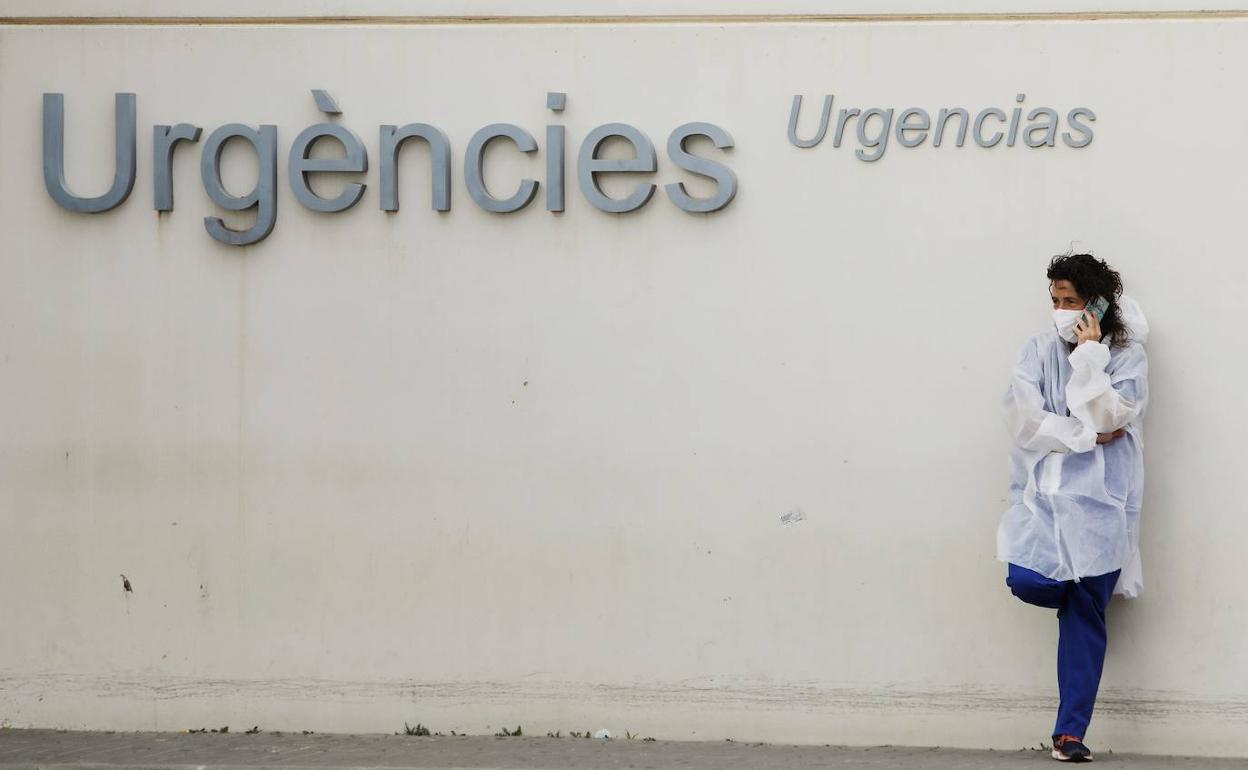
[1051, 748, 1093, 762]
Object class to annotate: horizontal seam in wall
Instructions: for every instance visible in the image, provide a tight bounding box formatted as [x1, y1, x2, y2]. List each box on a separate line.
[3, 11, 1248, 26]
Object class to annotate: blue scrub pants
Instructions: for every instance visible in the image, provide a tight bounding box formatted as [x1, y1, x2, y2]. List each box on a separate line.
[1006, 563, 1120, 740]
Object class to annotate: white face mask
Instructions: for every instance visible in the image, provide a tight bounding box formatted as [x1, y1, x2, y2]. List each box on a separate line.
[1052, 308, 1084, 343]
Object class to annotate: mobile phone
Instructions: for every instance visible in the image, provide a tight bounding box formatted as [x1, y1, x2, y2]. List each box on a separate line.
[1085, 295, 1109, 321]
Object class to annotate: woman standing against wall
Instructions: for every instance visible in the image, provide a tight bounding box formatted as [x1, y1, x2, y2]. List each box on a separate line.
[997, 252, 1150, 763]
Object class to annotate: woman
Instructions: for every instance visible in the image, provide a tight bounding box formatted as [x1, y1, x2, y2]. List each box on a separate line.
[997, 252, 1149, 763]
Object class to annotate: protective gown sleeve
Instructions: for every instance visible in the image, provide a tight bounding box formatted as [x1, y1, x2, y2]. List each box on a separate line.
[1002, 337, 1098, 454]
[1066, 340, 1148, 433]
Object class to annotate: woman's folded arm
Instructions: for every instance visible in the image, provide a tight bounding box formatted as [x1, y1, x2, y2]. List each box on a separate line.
[1065, 340, 1149, 434]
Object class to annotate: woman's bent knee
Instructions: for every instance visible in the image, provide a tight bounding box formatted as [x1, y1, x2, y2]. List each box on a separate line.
[1007, 563, 1066, 609]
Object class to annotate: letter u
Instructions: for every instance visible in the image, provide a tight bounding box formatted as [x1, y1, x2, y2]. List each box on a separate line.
[788, 94, 834, 148]
[43, 92, 137, 213]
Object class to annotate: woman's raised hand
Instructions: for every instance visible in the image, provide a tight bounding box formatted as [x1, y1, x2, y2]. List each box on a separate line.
[1075, 308, 1102, 345]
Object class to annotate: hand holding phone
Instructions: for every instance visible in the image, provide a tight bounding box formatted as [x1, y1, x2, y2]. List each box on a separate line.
[1076, 296, 1107, 344]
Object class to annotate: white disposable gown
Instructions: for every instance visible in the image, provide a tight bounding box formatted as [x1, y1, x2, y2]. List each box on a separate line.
[996, 296, 1150, 598]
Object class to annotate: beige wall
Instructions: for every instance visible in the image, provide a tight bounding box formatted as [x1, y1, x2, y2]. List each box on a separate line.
[2, 4, 1247, 756]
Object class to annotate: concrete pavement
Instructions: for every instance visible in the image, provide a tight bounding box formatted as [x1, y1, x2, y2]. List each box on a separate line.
[2, 729, 1248, 769]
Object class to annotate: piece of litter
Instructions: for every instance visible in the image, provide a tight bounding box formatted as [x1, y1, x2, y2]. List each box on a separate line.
[594, 729, 611, 740]
[780, 508, 806, 526]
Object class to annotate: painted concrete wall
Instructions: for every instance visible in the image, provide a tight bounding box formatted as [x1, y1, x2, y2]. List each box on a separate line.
[1, 3, 1247, 757]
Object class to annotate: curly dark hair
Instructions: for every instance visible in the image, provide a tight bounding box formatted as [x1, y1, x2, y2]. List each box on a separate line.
[1046, 251, 1130, 348]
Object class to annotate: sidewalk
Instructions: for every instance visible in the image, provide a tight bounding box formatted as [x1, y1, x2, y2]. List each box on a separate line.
[2, 729, 1247, 770]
